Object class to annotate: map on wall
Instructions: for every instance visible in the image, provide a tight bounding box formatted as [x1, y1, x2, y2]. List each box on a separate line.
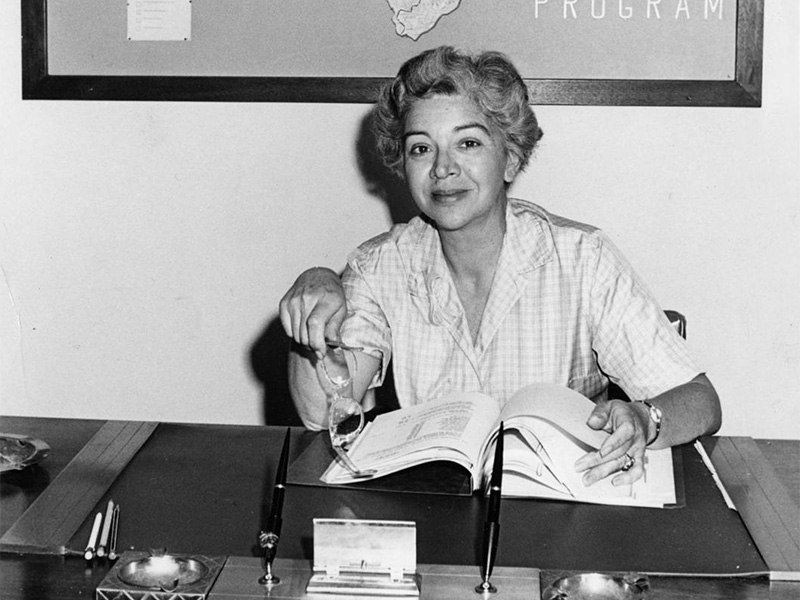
[387, 0, 461, 41]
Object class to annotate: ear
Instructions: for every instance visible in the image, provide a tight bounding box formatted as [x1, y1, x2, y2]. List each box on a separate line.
[504, 152, 522, 184]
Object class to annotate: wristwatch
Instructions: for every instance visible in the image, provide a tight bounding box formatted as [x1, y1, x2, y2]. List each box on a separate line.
[639, 401, 662, 446]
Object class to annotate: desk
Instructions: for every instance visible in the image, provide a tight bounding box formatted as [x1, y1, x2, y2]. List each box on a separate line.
[1, 416, 798, 599]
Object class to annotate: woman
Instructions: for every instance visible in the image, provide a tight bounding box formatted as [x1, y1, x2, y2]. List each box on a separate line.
[280, 46, 721, 486]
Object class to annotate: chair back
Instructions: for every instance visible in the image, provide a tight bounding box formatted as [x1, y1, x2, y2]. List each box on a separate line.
[664, 309, 686, 339]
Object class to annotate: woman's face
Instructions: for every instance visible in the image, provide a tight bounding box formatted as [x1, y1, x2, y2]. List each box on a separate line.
[402, 94, 519, 234]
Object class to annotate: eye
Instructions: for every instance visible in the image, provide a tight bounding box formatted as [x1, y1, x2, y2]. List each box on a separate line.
[460, 139, 482, 150]
[407, 143, 431, 157]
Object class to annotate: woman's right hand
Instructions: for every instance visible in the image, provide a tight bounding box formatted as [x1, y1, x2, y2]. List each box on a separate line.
[279, 267, 347, 357]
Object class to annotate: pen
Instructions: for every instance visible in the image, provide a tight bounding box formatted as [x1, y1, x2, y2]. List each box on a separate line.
[258, 427, 291, 585]
[84, 511, 103, 561]
[476, 421, 504, 594]
[96, 499, 115, 558]
[108, 504, 120, 560]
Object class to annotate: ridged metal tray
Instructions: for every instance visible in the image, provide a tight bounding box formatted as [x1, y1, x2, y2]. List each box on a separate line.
[542, 572, 649, 600]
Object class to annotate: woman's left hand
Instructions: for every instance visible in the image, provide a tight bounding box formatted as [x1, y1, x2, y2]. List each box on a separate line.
[574, 400, 650, 486]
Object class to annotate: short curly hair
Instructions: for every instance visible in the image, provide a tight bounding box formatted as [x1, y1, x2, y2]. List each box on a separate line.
[373, 46, 543, 177]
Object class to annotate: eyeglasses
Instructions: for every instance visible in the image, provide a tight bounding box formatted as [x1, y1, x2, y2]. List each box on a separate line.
[318, 342, 375, 478]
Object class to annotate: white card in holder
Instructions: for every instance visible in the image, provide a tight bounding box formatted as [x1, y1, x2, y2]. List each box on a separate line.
[306, 518, 420, 596]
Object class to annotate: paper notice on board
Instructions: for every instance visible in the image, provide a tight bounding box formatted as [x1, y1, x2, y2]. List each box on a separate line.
[128, 0, 192, 41]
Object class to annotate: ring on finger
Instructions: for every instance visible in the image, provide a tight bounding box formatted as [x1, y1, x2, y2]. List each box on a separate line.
[620, 452, 635, 472]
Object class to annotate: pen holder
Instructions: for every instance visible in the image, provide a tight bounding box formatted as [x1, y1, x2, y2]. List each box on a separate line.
[95, 549, 226, 600]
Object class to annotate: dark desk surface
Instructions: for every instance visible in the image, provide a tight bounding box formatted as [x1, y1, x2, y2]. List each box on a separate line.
[1, 416, 798, 600]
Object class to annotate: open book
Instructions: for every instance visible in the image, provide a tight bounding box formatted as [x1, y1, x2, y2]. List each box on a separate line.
[321, 384, 677, 508]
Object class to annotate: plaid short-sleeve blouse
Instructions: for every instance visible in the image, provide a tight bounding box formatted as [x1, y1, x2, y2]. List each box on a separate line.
[340, 198, 700, 408]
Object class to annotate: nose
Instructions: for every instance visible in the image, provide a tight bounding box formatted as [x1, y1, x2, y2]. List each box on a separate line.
[431, 149, 458, 180]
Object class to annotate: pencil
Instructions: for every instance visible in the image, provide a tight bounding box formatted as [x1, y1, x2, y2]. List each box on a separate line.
[108, 504, 120, 560]
[96, 499, 115, 558]
[84, 512, 103, 560]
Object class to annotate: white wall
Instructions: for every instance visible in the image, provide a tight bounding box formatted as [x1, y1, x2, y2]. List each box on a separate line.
[1, 2, 798, 439]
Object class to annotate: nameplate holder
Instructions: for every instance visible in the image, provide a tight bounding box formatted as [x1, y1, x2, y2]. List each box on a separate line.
[306, 518, 420, 596]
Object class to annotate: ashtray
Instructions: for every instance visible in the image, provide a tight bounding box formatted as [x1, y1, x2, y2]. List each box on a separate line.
[542, 572, 649, 600]
[96, 549, 226, 600]
[0, 433, 50, 472]
[119, 552, 208, 591]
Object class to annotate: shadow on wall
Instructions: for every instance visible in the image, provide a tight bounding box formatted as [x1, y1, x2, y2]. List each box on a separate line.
[249, 316, 401, 427]
[250, 318, 301, 426]
[249, 108, 411, 426]
[355, 107, 419, 226]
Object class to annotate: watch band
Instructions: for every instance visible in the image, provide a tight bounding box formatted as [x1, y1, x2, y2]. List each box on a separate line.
[639, 400, 662, 446]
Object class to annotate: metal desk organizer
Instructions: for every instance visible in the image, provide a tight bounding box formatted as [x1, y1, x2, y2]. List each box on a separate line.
[95, 549, 226, 600]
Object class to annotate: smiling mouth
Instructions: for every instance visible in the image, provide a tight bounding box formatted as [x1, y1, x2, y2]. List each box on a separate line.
[431, 189, 467, 202]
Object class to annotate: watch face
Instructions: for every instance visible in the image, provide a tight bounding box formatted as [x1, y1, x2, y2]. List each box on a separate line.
[640, 401, 662, 446]
[642, 401, 662, 423]
[650, 404, 663, 423]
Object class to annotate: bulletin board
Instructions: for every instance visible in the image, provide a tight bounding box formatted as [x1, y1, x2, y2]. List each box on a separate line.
[22, 0, 763, 106]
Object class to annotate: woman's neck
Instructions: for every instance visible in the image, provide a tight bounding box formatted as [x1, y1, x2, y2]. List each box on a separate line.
[438, 199, 507, 282]
[438, 201, 507, 340]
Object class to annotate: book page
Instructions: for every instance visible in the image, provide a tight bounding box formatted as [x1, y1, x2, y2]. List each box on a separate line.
[484, 430, 567, 494]
[476, 383, 606, 481]
[322, 392, 500, 484]
[514, 417, 675, 506]
[489, 384, 676, 507]
[500, 384, 608, 448]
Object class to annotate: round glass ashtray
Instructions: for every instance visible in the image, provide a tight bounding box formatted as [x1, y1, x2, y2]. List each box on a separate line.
[118, 553, 209, 592]
[542, 572, 649, 600]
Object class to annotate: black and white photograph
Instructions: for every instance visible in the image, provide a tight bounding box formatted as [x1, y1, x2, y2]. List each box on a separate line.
[1, 1, 797, 598]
